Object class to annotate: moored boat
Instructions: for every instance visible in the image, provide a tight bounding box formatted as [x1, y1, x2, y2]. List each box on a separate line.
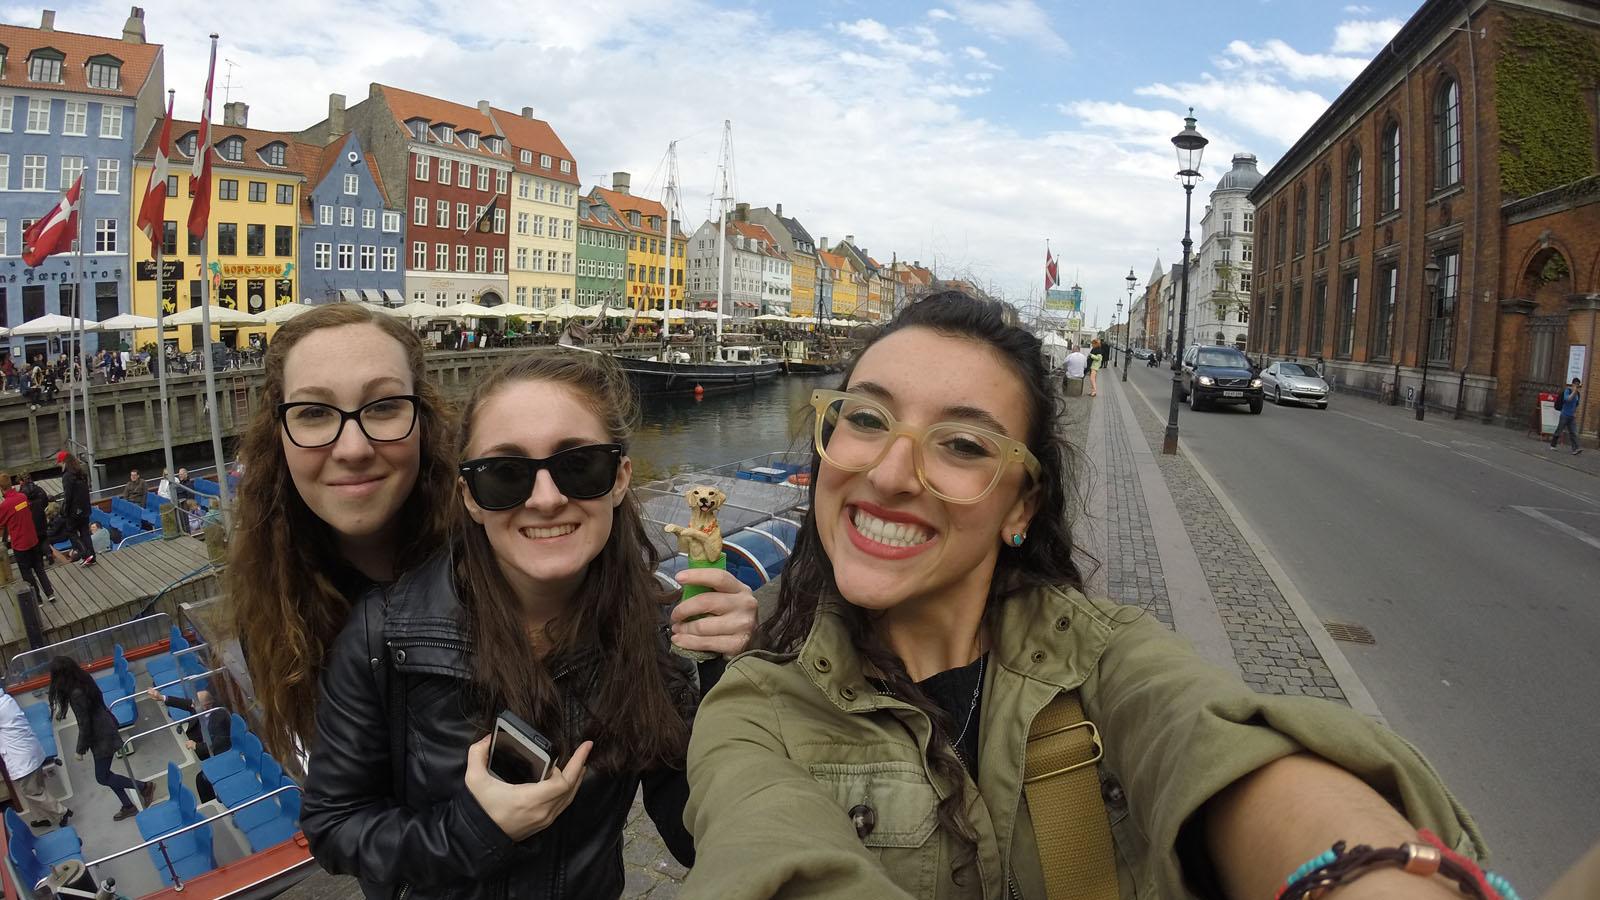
[610, 346, 782, 396]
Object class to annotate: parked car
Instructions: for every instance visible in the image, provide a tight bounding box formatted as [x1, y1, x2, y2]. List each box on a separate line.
[1133, 348, 1154, 360]
[1179, 345, 1264, 413]
[1260, 361, 1330, 408]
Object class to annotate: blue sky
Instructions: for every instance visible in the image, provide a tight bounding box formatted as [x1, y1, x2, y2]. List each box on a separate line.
[8, 0, 1416, 326]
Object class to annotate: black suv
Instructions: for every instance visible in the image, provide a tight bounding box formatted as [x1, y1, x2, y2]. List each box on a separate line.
[1179, 345, 1264, 413]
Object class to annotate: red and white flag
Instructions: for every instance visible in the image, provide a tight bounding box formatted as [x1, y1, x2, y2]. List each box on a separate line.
[138, 93, 175, 252]
[22, 174, 84, 267]
[1044, 248, 1060, 292]
[187, 37, 218, 239]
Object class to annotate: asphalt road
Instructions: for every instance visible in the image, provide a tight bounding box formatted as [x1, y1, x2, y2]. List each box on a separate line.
[1122, 358, 1598, 894]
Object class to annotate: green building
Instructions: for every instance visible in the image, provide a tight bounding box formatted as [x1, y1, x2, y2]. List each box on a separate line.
[576, 198, 628, 309]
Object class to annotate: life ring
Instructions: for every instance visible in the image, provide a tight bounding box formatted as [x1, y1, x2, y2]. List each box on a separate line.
[787, 472, 811, 486]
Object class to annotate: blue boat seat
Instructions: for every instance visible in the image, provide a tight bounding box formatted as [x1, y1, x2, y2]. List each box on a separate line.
[243, 779, 301, 852]
[5, 808, 83, 890]
[21, 702, 57, 758]
[192, 478, 220, 497]
[213, 749, 269, 808]
[136, 763, 190, 844]
[230, 758, 285, 835]
[136, 763, 215, 887]
[200, 728, 258, 787]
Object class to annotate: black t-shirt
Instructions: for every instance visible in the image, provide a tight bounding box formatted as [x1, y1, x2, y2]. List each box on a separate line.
[915, 654, 988, 778]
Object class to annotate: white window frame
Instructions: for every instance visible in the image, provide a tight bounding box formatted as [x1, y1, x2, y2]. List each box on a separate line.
[437, 158, 452, 184]
[515, 247, 527, 269]
[94, 218, 117, 253]
[339, 206, 355, 228]
[63, 101, 87, 136]
[495, 171, 508, 194]
[437, 199, 449, 227]
[457, 164, 470, 188]
[59, 156, 84, 190]
[518, 175, 530, 199]
[314, 243, 332, 269]
[412, 241, 426, 269]
[337, 244, 355, 271]
[360, 244, 376, 271]
[476, 166, 489, 192]
[493, 208, 505, 234]
[516, 212, 528, 235]
[475, 246, 488, 273]
[383, 211, 401, 233]
[381, 246, 398, 271]
[415, 153, 430, 181]
[413, 197, 428, 225]
[559, 159, 571, 174]
[320, 205, 334, 226]
[456, 203, 469, 230]
[95, 158, 120, 193]
[493, 248, 505, 274]
[0, 98, 13, 132]
[0, 155, 9, 191]
[456, 245, 469, 270]
[25, 98, 49, 134]
[344, 173, 359, 195]
[540, 154, 551, 169]
[520, 149, 532, 164]
[436, 243, 449, 270]
[362, 208, 376, 229]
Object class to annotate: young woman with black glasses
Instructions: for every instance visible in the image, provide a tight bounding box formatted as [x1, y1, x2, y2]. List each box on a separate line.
[301, 350, 758, 900]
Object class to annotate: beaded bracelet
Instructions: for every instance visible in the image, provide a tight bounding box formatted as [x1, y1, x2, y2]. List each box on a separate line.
[1274, 830, 1521, 900]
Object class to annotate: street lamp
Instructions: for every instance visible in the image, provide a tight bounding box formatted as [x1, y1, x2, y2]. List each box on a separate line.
[1123, 267, 1136, 381]
[1163, 108, 1208, 455]
[1416, 258, 1442, 421]
[1113, 298, 1122, 369]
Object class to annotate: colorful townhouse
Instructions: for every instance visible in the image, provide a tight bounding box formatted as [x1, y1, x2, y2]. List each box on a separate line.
[589, 172, 684, 315]
[300, 86, 512, 307]
[131, 103, 307, 351]
[491, 105, 578, 310]
[820, 238, 862, 318]
[815, 248, 841, 321]
[744, 203, 817, 318]
[297, 131, 405, 304]
[0, 8, 161, 364]
[576, 196, 626, 310]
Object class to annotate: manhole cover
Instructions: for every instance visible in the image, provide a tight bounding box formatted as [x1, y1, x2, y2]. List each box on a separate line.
[1322, 621, 1375, 644]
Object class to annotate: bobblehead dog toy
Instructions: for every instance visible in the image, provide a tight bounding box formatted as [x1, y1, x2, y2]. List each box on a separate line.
[663, 485, 728, 662]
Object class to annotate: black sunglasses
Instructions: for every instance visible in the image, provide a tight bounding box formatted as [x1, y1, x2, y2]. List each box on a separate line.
[459, 444, 624, 510]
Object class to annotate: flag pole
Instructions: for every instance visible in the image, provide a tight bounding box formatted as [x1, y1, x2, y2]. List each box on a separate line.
[77, 178, 97, 492]
[153, 90, 177, 499]
[196, 34, 231, 530]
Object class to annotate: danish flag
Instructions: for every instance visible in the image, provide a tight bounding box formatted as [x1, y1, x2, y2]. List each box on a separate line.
[137, 93, 175, 252]
[21, 174, 83, 267]
[187, 36, 218, 239]
[1045, 248, 1060, 292]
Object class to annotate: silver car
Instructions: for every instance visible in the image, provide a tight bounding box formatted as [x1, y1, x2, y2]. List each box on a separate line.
[1261, 361, 1330, 408]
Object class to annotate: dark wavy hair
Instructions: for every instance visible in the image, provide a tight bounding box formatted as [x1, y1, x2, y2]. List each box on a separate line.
[758, 290, 1086, 885]
[48, 656, 101, 722]
[452, 349, 692, 775]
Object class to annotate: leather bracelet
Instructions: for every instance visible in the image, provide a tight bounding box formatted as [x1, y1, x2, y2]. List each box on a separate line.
[1275, 832, 1520, 900]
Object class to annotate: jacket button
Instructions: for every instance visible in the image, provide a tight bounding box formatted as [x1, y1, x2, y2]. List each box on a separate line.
[849, 804, 877, 840]
[840, 686, 857, 701]
[394, 649, 406, 664]
[814, 657, 832, 673]
[1031, 650, 1046, 664]
[1055, 616, 1070, 632]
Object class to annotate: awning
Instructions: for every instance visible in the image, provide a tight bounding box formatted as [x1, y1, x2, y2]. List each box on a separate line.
[339, 289, 361, 304]
[360, 289, 384, 304]
[383, 289, 405, 305]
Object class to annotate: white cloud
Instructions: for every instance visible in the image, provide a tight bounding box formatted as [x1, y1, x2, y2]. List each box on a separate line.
[1136, 75, 1330, 148]
[836, 17, 947, 64]
[1343, 4, 1375, 13]
[945, 0, 1068, 52]
[1220, 38, 1369, 81]
[1331, 18, 1404, 54]
[962, 45, 1002, 70]
[927, 8, 956, 21]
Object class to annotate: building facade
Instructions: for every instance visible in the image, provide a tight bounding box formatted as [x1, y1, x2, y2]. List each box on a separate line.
[0, 8, 161, 363]
[589, 174, 684, 314]
[297, 131, 404, 304]
[686, 216, 789, 319]
[1184, 153, 1260, 350]
[492, 105, 577, 310]
[820, 239, 861, 317]
[743, 203, 817, 317]
[576, 197, 626, 310]
[131, 108, 307, 351]
[1247, 0, 1600, 429]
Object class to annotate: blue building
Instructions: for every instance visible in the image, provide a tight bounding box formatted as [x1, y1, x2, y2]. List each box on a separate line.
[0, 8, 162, 364]
[298, 132, 405, 305]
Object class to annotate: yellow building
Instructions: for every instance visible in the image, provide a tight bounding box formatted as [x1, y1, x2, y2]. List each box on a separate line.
[492, 106, 578, 310]
[788, 250, 818, 318]
[132, 116, 306, 351]
[825, 246, 861, 317]
[589, 174, 685, 313]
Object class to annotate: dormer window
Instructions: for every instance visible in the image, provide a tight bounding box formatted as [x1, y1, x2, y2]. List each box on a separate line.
[260, 142, 286, 166]
[434, 124, 454, 144]
[0, 45, 8, 79]
[220, 137, 244, 162]
[85, 55, 122, 90]
[629, 211, 640, 226]
[560, 159, 572, 174]
[462, 131, 478, 149]
[487, 137, 502, 153]
[540, 154, 551, 169]
[406, 119, 428, 141]
[27, 49, 63, 83]
[520, 149, 532, 165]
[180, 132, 198, 158]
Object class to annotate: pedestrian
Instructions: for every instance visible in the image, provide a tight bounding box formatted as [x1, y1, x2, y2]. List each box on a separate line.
[0, 355, 14, 392]
[48, 657, 154, 821]
[1549, 377, 1584, 455]
[0, 475, 57, 603]
[1088, 337, 1104, 396]
[43, 503, 77, 565]
[301, 351, 758, 900]
[145, 687, 229, 802]
[681, 292, 1489, 900]
[0, 687, 70, 828]
[17, 474, 49, 547]
[89, 522, 112, 556]
[121, 469, 146, 504]
[56, 452, 94, 567]
[1062, 344, 1087, 397]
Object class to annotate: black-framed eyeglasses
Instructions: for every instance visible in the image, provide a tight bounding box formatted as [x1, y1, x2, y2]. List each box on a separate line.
[459, 444, 624, 509]
[277, 395, 420, 449]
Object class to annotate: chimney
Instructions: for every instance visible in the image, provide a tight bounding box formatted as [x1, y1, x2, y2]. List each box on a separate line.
[40, 9, 54, 30]
[844, 234, 855, 246]
[775, 203, 783, 217]
[521, 106, 534, 119]
[612, 172, 631, 195]
[819, 237, 830, 252]
[328, 93, 347, 137]
[477, 100, 491, 117]
[122, 6, 145, 44]
[735, 202, 750, 221]
[223, 101, 248, 127]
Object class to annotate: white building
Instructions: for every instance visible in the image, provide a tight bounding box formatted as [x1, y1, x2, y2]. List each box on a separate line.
[1183, 153, 1261, 350]
[686, 218, 791, 320]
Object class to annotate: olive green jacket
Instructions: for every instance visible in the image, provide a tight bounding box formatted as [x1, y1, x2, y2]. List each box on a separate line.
[682, 586, 1484, 899]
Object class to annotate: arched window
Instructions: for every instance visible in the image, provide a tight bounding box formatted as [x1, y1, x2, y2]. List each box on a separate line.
[1275, 201, 1288, 260]
[1293, 184, 1307, 256]
[1259, 212, 1270, 265]
[1315, 166, 1332, 245]
[1381, 121, 1401, 213]
[1344, 147, 1362, 230]
[1435, 79, 1461, 188]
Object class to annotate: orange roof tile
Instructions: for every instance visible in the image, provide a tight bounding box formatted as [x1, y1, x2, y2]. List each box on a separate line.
[374, 84, 511, 163]
[818, 250, 845, 269]
[490, 107, 578, 185]
[137, 118, 315, 179]
[0, 22, 160, 100]
[579, 206, 627, 233]
[727, 221, 786, 258]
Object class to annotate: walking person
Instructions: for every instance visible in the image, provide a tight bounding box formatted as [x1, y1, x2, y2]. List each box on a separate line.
[1549, 377, 1583, 455]
[1087, 337, 1105, 396]
[48, 657, 154, 821]
[0, 687, 69, 828]
[56, 452, 94, 567]
[0, 475, 57, 603]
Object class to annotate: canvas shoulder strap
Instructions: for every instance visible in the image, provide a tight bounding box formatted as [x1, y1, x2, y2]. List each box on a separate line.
[1023, 690, 1118, 900]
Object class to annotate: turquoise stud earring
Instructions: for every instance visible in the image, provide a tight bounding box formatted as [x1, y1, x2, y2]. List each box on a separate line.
[1011, 533, 1025, 547]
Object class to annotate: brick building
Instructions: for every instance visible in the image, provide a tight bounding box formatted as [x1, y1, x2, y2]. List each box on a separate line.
[1248, 0, 1600, 435]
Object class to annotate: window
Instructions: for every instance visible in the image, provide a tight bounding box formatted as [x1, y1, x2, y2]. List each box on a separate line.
[1315, 168, 1331, 245]
[474, 247, 487, 273]
[413, 242, 426, 269]
[517, 285, 528, 305]
[276, 184, 294, 204]
[1239, 272, 1252, 294]
[1436, 79, 1462, 188]
[90, 157, 119, 193]
[532, 215, 544, 237]
[517, 212, 529, 235]
[362, 208, 376, 229]
[477, 166, 489, 191]
[561, 252, 572, 274]
[247, 223, 265, 256]
[437, 125, 453, 144]
[436, 243, 449, 270]
[275, 225, 292, 256]
[218, 178, 239, 200]
[518, 175, 530, 199]
[463, 132, 478, 149]
[360, 245, 376, 270]
[1428, 250, 1460, 364]
[181, 133, 196, 158]
[456, 245, 468, 271]
[340, 173, 357, 196]
[217, 223, 238, 255]
[493, 248, 505, 274]
[87, 60, 120, 90]
[339, 207, 354, 228]
[1286, 285, 1302, 355]
[534, 181, 546, 201]
[520, 149, 533, 165]
[26, 98, 49, 133]
[0, 98, 11, 131]
[438, 158, 452, 184]
[516, 247, 527, 268]
[60, 156, 84, 190]
[413, 198, 429, 226]
[1243, 211, 1254, 233]
[220, 138, 243, 162]
[437, 199, 449, 227]
[188, 231, 201, 255]
[320, 205, 334, 226]
[493, 208, 505, 234]
[63, 101, 87, 136]
[1344, 148, 1362, 231]
[161, 220, 177, 256]
[562, 218, 572, 240]
[1372, 264, 1397, 358]
[1338, 273, 1358, 357]
[456, 203, 469, 230]
[248, 181, 267, 202]
[1275, 202, 1287, 261]
[560, 159, 571, 174]
[1241, 243, 1253, 264]
[495, 171, 507, 194]
[532, 249, 544, 272]
[27, 54, 61, 83]
[1292, 185, 1307, 256]
[415, 154, 431, 181]
[381, 246, 397, 271]
[540, 154, 551, 169]
[166, 174, 178, 197]
[262, 143, 285, 166]
[338, 244, 354, 270]
[1381, 122, 1401, 214]
[94, 218, 117, 253]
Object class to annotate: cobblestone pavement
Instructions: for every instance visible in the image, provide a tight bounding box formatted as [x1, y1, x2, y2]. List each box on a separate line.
[1099, 390, 1175, 627]
[1117, 380, 1348, 702]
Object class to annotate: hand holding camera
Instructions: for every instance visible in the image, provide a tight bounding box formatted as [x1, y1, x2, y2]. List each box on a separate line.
[463, 713, 592, 842]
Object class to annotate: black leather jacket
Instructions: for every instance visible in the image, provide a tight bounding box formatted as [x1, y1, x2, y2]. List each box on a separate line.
[301, 550, 716, 900]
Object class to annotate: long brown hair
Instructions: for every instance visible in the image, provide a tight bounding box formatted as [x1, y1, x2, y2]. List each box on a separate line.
[760, 292, 1086, 884]
[227, 303, 457, 761]
[453, 350, 691, 775]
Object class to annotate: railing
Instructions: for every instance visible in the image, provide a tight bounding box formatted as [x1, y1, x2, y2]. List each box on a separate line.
[5, 613, 172, 688]
[112, 693, 228, 788]
[106, 662, 218, 717]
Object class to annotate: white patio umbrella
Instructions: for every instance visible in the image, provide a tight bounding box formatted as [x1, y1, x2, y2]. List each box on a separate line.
[441, 302, 511, 319]
[390, 301, 443, 321]
[96, 313, 159, 330]
[635, 309, 665, 320]
[259, 303, 315, 324]
[570, 306, 605, 318]
[752, 313, 789, 322]
[542, 301, 585, 319]
[164, 304, 262, 327]
[685, 309, 721, 320]
[10, 313, 104, 336]
[506, 307, 547, 320]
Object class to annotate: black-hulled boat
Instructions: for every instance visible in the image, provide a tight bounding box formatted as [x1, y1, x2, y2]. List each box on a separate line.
[609, 346, 781, 395]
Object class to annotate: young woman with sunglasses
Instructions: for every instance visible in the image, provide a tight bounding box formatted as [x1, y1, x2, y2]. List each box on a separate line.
[301, 351, 757, 900]
[228, 303, 457, 761]
[682, 293, 1486, 900]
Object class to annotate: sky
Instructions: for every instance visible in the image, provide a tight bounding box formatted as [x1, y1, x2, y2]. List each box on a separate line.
[6, 0, 1419, 328]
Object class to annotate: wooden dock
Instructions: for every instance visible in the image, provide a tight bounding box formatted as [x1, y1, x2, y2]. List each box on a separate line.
[0, 535, 218, 660]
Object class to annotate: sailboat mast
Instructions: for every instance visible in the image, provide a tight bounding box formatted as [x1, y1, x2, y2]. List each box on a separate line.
[714, 120, 732, 344]
[662, 141, 677, 324]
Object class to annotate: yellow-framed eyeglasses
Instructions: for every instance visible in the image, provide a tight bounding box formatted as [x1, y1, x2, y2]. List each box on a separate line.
[808, 389, 1041, 504]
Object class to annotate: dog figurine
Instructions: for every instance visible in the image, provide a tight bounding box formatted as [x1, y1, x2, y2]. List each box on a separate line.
[664, 485, 726, 563]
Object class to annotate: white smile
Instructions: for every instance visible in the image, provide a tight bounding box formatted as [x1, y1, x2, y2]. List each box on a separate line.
[850, 508, 934, 548]
[520, 524, 577, 540]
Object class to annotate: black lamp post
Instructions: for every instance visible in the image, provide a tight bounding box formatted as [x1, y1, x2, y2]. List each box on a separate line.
[1163, 109, 1208, 455]
[1113, 299, 1122, 369]
[1123, 267, 1136, 381]
[1416, 258, 1442, 421]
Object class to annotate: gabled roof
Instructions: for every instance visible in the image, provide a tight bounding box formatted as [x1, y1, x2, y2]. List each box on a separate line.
[490, 107, 579, 185]
[0, 22, 160, 100]
[137, 118, 315, 179]
[578, 200, 627, 234]
[307, 133, 393, 207]
[818, 250, 845, 270]
[778, 215, 814, 248]
[590, 186, 686, 240]
[728, 221, 787, 259]
[373, 84, 511, 163]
